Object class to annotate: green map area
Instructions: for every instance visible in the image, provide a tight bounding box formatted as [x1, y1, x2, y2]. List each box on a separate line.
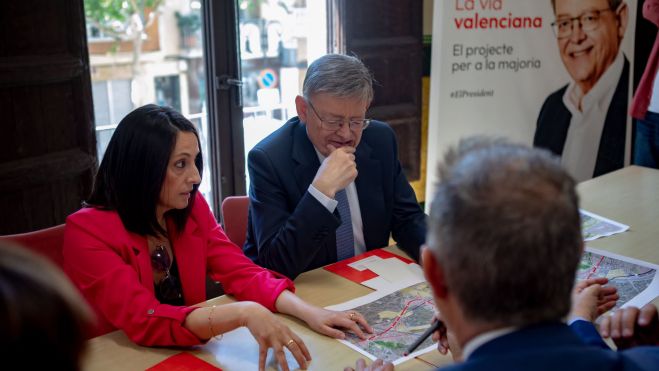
[580, 211, 626, 241]
[578, 251, 656, 310]
[344, 282, 437, 362]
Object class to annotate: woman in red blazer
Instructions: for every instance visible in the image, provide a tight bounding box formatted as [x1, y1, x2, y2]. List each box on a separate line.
[63, 105, 371, 370]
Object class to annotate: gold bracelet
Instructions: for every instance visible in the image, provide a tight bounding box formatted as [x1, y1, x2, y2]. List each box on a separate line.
[208, 305, 217, 338]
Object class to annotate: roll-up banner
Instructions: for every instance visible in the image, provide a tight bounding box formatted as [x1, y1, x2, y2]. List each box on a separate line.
[425, 0, 637, 206]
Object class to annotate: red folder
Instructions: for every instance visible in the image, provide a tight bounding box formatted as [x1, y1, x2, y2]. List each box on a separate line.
[323, 248, 414, 284]
[146, 353, 222, 371]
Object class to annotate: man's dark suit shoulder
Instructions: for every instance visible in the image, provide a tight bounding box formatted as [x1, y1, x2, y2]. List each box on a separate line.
[534, 84, 571, 156]
[533, 58, 629, 177]
[437, 322, 659, 371]
[248, 118, 299, 165]
[358, 120, 399, 151]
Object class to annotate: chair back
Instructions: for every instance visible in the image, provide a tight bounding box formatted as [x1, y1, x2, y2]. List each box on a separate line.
[221, 196, 250, 248]
[0, 224, 105, 339]
[0, 224, 66, 267]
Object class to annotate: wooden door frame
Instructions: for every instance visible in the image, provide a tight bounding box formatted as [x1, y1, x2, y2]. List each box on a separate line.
[202, 0, 246, 219]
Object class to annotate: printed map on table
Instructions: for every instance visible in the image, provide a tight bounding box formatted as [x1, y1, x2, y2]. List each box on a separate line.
[580, 209, 629, 241]
[328, 282, 437, 364]
[578, 247, 659, 310]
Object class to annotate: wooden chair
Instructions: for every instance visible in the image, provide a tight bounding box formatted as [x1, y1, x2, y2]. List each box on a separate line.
[0, 224, 66, 268]
[221, 195, 250, 248]
[204, 196, 250, 299]
[0, 224, 110, 338]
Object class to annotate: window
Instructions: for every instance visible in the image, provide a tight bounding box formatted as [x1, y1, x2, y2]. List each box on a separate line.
[86, 24, 115, 42]
[239, 0, 327, 189]
[92, 79, 133, 159]
[155, 75, 182, 111]
[86, 0, 213, 208]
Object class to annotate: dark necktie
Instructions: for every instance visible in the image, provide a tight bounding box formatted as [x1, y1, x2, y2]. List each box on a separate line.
[335, 189, 355, 260]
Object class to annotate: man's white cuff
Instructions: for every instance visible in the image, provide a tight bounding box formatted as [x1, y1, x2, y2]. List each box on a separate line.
[308, 184, 338, 213]
[567, 316, 589, 325]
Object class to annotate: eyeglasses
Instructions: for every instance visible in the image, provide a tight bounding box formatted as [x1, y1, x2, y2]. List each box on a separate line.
[151, 244, 182, 302]
[551, 8, 614, 39]
[306, 99, 371, 131]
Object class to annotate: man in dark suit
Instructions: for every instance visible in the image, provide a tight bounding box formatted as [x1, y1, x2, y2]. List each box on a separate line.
[534, 0, 630, 182]
[347, 138, 659, 371]
[244, 54, 426, 279]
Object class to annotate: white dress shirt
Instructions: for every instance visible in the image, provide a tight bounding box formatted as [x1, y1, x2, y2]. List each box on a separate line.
[307, 148, 366, 256]
[649, 70, 659, 113]
[560, 52, 625, 182]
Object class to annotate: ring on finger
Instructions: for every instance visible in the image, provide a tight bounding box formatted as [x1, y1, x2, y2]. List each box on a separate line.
[349, 312, 356, 321]
[286, 339, 295, 347]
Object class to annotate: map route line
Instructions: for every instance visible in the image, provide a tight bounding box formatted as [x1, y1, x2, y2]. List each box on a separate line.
[608, 270, 655, 281]
[576, 248, 658, 314]
[407, 299, 434, 313]
[331, 282, 440, 363]
[586, 255, 605, 279]
[372, 333, 414, 342]
[367, 298, 433, 341]
[370, 329, 425, 341]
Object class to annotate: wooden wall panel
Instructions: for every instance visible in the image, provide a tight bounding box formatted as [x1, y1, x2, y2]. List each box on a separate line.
[329, 0, 422, 180]
[0, 0, 96, 234]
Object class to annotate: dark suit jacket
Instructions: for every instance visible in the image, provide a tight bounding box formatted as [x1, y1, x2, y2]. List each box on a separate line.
[534, 59, 629, 178]
[440, 322, 659, 371]
[244, 117, 426, 279]
[570, 319, 610, 349]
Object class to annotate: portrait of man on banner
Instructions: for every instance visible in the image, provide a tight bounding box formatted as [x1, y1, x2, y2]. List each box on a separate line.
[534, 0, 630, 182]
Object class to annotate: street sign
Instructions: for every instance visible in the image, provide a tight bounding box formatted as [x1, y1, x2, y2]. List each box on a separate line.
[257, 68, 278, 89]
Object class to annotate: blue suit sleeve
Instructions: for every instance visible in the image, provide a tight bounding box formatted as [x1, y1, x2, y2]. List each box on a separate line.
[569, 319, 611, 350]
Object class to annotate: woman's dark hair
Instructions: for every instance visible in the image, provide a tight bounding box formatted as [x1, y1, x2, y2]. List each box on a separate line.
[87, 104, 203, 236]
[0, 242, 94, 371]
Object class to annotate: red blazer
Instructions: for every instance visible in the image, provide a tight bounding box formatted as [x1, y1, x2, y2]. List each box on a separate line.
[63, 193, 294, 346]
[631, 0, 659, 119]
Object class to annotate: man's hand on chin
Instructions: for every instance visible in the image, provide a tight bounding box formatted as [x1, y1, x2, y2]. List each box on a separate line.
[312, 145, 357, 198]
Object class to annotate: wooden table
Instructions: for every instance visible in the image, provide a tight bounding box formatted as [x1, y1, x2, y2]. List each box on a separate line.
[81, 244, 451, 371]
[578, 166, 659, 267]
[81, 166, 659, 370]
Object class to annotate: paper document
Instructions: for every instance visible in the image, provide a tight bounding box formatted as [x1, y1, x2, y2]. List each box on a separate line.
[360, 258, 424, 291]
[579, 247, 659, 310]
[361, 276, 394, 291]
[326, 282, 437, 365]
[348, 255, 384, 271]
[323, 249, 415, 289]
[580, 209, 629, 241]
[203, 327, 300, 370]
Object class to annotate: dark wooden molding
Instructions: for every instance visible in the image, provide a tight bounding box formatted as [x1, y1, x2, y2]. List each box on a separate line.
[0, 0, 96, 234]
[329, 0, 423, 180]
[0, 55, 85, 87]
[202, 0, 246, 218]
[0, 149, 96, 192]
